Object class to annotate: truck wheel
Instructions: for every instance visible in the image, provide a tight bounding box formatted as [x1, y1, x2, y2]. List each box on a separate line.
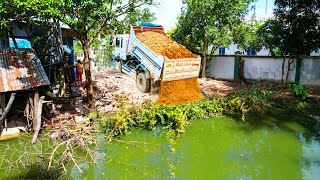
[136, 72, 150, 93]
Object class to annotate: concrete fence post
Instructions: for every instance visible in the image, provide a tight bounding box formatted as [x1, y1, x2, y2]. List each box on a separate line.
[234, 55, 240, 81]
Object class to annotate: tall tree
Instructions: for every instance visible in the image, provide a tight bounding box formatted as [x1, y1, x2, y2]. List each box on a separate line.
[55, 0, 154, 107]
[1, 0, 155, 107]
[172, 0, 254, 77]
[258, 0, 320, 82]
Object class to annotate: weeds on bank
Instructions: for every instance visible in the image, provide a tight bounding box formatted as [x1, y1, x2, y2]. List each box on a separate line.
[88, 86, 276, 141]
[89, 84, 319, 142]
[287, 82, 309, 101]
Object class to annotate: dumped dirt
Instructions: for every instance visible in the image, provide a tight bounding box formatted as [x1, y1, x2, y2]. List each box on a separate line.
[157, 78, 204, 105]
[136, 31, 197, 59]
[136, 31, 202, 104]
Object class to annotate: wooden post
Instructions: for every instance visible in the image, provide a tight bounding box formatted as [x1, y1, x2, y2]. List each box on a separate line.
[33, 89, 39, 131]
[25, 94, 30, 128]
[0, 93, 5, 114]
[32, 88, 44, 144]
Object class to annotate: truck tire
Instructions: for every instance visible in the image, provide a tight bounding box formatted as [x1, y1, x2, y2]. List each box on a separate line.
[136, 72, 150, 93]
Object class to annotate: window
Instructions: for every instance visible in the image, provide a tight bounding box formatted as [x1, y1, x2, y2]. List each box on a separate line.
[218, 47, 225, 55]
[109, 36, 113, 46]
[247, 46, 255, 56]
[120, 38, 123, 48]
[115, 37, 120, 47]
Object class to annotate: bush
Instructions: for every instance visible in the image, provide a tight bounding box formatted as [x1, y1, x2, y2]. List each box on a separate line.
[287, 82, 309, 101]
[94, 86, 275, 140]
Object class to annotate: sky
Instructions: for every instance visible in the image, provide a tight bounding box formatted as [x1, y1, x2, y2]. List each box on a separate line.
[150, 0, 275, 31]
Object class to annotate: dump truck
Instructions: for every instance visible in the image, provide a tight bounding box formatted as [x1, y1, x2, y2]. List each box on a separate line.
[112, 23, 201, 93]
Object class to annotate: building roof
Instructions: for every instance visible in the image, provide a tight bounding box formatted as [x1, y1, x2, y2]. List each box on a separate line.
[0, 48, 50, 92]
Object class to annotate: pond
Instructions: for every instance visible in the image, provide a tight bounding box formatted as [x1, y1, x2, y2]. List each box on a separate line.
[1, 109, 320, 179]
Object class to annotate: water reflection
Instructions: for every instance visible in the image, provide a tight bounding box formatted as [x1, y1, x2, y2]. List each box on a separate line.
[301, 136, 320, 179]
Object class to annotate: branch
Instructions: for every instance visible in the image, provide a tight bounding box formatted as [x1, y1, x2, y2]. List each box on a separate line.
[47, 139, 69, 171]
[88, 1, 147, 46]
[86, 21, 97, 34]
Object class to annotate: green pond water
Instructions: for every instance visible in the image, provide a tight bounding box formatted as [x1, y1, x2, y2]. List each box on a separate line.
[1, 110, 320, 179]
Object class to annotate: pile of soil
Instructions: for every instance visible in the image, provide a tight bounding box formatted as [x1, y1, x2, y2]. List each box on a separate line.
[157, 78, 203, 105]
[136, 31, 197, 59]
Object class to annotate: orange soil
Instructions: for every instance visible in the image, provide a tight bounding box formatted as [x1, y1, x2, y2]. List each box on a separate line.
[136, 31, 197, 59]
[157, 78, 203, 105]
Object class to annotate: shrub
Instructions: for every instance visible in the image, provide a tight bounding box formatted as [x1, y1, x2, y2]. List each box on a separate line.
[287, 82, 309, 101]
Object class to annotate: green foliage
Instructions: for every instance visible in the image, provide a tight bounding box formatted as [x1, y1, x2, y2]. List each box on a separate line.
[74, 40, 83, 53]
[120, 8, 156, 34]
[287, 82, 309, 101]
[166, 27, 176, 37]
[171, 0, 254, 55]
[248, 85, 273, 101]
[233, 20, 266, 54]
[270, 47, 282, 57]
[258, 0, 320, 57]
[0, 0, 61, 39]
[95, 86, 277, 141]
[224, 86, 273, 121]
[276, 99, 311, 114]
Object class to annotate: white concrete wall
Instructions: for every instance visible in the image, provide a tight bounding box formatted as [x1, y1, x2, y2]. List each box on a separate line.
[206, 55, 320, 85]
[206, 56, 234, 80]
[243, 57, 296, 82]
[300, 57, 320, 85]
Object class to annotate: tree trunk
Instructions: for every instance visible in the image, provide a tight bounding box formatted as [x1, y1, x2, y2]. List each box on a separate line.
[201, 39, 209, 78]
[286, 58, 293, 82]
[82, 43, 95, 108]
